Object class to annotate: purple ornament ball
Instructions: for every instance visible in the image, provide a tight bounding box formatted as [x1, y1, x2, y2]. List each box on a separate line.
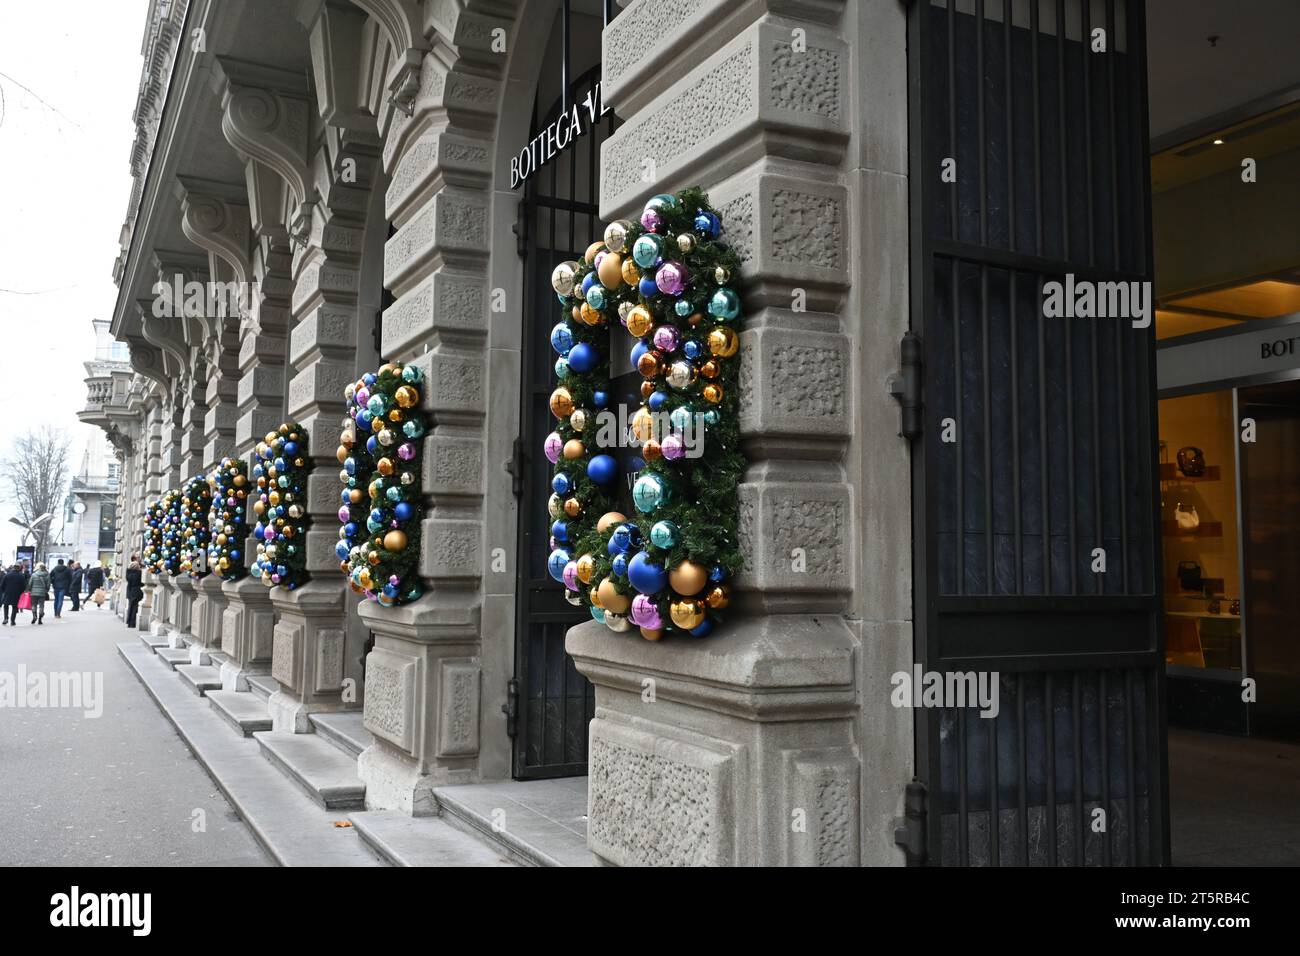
[397, 443, 416, 461]
[655, 262, 687, 296]
[661, 434, 685, 460]
[640, 208, 662, 232]
[544, 432, 563, 464]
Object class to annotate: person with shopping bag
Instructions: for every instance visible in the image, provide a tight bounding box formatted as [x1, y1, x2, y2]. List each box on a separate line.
[1, 564, 27, 626]
[26, 563, 51, 625]
[125, 556, 144, 629]
[86, 563, 106, 608]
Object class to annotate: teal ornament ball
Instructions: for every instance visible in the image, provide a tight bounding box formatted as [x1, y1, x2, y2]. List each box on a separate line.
[669, 405, 694, 432]
[650, 520, 678, 548]
[632, 234, 662, 269]
[555, 357, 570, 380]
[646, 193, 679, 211]
[401, 365, 423, 384]
[586, 285, 606, 309]
[632, 474, 669, 513]
[704, 409, 720, 425]
[674, 299, 693, 317]
[403, 419, 425, 439]
[708, 287, 741, 321]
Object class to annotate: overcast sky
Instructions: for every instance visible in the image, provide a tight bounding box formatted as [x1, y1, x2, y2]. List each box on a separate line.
[0, 1, 144, 557]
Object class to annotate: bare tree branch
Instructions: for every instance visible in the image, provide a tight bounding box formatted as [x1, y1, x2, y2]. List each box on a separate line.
[2, 427, 71, 562]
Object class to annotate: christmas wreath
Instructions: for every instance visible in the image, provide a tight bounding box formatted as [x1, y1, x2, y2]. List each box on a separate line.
[545, 187, 743, 640]
[338, 363, 427, 606]
[250, 424, 310, 589]
[159, 488, 183, 576]
[179, 473, 213, 578]
[143, 499, 165, 573]
[206, 456, 250, 581]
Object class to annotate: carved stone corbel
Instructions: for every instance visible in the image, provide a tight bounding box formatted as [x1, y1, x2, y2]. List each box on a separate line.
[216, 58, 316, 245]
[178, 177, 253, 296]
[350, 0, 427, 115]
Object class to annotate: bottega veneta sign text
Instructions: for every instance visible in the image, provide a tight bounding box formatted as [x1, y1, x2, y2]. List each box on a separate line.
[510, 81, 610, 190]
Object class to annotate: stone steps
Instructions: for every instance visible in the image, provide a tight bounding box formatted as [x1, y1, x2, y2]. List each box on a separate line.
[433, 780, 597, 867]
[156, 647, 191, 670]
[348, 811, 516, 867]
[207, 690, 273, 737]
[255, 730, 366, 811]
[246, 674, 280, 703]
[309, 711, 372, 759]
[176, 664, 223, 696]
[140, 633, 170, 651]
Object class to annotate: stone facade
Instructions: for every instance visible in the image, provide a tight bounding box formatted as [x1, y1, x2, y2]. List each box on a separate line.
[85, 0, 912, 865]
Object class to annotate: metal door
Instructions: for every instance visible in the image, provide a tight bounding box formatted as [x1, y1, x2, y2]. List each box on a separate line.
[511, 64, 616, 778]
[905, 0, 1168, 864]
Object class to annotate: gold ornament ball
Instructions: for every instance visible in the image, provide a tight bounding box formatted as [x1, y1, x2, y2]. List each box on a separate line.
[640, 380, 656, 400]
[579, 302, 603, 326]
[677, 233, 696, 254]
[597, 578, 630, 614]
[631, 406, 655, 443]
[548, 494, 563, 520]
[625, 306, 653, 338]
[564, 497, 582, 518]
[708, 326, 739, 358]
[700, 360, 721, 379]
[702, 383, 724, 404]
[704, 584, 731, 610]
[570, 409, 587, 432]
[620, 258, 641, 287]
[575, 554, 596, 584]
[368, 550, 381, 566]
[669, 559, 708, 596]
[637, 351, 662, 379]
[377, 457, 395, 476]
[597, 512, 626, 534]
[384, 529, 408, 552]
[588, 580, 605, 609]
[562, 439, 585, 460]
[640, 627, 663, 642]
[584, 240, 606, 264]
[669, 598, 706, 630]
[715, 265, 731, 284]
[643, 439, 662, 461]
[549, 387, 575, 419]
[349, 489, 364, 504]
[389, 408, 403, 422]
[687, 312, 705, 327]
[597, 252, 624, 290]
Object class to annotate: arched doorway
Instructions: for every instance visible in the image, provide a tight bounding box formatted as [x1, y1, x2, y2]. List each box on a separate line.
[512, 54, 617, 778]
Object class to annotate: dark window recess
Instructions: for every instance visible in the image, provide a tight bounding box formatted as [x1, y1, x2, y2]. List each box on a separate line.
[906, 0, 1167, 865]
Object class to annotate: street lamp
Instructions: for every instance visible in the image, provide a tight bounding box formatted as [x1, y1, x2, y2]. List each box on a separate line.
[9, 512, 54, 563]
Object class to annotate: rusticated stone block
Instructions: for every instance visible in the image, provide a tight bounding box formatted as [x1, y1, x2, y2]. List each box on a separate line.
[736, 481, 852, 598]
[587, 718, 736, 866]
[599, 18, 848, 216]
[236, 364, 284, 407]
[409, 350, 485, 420]
[313, 627, 345, 694]
[437, 660, 480, 757]
[786, 751, 861, 866]
[419, 517, 481, 580]
[384, 187, 489, 289]
[422, 435, 483, 497]
[387, 130, 491, 218]
[363, 649, 416, 754]
[289, 304, 355, 365]
[738, 323, 850, 442]
[382, 269, 488, 357]
[272, 620, 302, 688]
[286, 359, 353, 418]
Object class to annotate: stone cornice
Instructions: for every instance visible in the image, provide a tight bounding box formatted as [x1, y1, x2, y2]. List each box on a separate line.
[350, 0, 428, 115]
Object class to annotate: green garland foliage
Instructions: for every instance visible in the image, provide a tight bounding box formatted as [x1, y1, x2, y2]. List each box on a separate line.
[545, 186, 744, 640]
[206, 456, 250, 581]
[251, 423, 310, 590]
[339, 363, 428, 607]
[143, 499, 165, 573]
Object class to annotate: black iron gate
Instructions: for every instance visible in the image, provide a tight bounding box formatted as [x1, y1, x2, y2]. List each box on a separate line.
[905, 0, 1168, 864]
[511, 64, 616, 779]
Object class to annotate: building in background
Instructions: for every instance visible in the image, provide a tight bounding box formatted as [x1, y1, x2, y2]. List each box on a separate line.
[76, 317, 134, 574]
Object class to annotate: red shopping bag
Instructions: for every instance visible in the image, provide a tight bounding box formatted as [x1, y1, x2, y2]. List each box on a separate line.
[17, 592, 32, 611]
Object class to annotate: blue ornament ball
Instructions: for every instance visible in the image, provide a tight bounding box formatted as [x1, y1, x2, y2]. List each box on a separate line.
[627, 550, 668, 594]
[638, 276, 659, 298]
[709, 564, 727, 583]
[693, 210, 721, 238]
[611, 523, 640, 553]
[550, 322, 574, 356]
[630, 340, 648, 369]
[335, 541, 350, 561]
[683, 340, 703, 360]
[394, 502, 413, 522]
[649, 520, 679, 549]
[648, 390, 668, 411]
[581, 272, 598, 295]
[567, 341, 598, 374]
[547, 548, 571, 582]
[551, 472, 572, 495]
[401, 365, 423, 384]
[551, 520, 568, 543]
[592, 390, 609, 408]
[586, 285, 606, 309]
[590, 606, 606, 623]
[611, 553, 629, 578]
[631, 234, 661, 269]
[586, 454, 617, 486]
[674, 299, 693, 317]
[554, 357, 570, 380]
[689, 618, 715, 638]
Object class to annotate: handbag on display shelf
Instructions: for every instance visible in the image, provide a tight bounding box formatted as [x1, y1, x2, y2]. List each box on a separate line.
[1177, 446, 1206, 477]
[1177, 561, 1203, 591]
[1174, 502, 1200, 531]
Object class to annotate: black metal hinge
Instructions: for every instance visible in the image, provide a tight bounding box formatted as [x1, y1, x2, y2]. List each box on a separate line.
[502, 677, 519, 738]
[513, 201, 529, 259]
[887, 331, 924, 442]
[894, 778, 928, 866]
[505, 435, 526, 498]
[372, 308, 384, 357]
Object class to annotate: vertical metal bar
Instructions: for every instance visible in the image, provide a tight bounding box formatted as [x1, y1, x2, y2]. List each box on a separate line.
[1100, 669, 1112, 865]
[1072, 671, 1084, 864]
[1056, 0, 1070, 257]
[603, 0, 614, 28]
[954, 257, 964, 594]
[1108, 0, 1128, 594]
[1018, 673, 1028, 864]
[948, 0, 958, 240]
[1065, 304, 1077, 594]
[958, 706, 969, 865]
[1081, 0, 1095, 265]
[1004, 0, 1016, 254]
[1038, 274, 1051, 592]
[1105, 0, 1121, 268]
[989, 687, 1000, 865]
[1125, 668, 1137, 865]
[982, 266, 993, 591]
[1046, 671, 1057, 865]
[561, 0, 572, 115]
[1091, 317, 1102, 594]
[1011, 271, 1022, 592]
[1031, 0, 1043, 256]
[977, 0, 988, 245]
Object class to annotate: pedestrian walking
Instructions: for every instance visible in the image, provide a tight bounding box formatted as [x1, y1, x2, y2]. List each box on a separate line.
[1, 564, 27, 626]
[125, 556, 144, 629]
[49, 559, 72, 618]
[70, 561, 84, 612]
[27, 563, 51, 625]
[87, 563, 106, 609]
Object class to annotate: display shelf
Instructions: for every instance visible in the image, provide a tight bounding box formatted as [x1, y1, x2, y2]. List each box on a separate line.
[1159, 463, 1221, 482]
[1161, 520, 1223, 537]
[1165, 576, 1225, 593]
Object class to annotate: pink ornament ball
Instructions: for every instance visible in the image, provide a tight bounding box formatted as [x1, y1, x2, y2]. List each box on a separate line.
[338, 506, 350, 523]
[630, 594, 663, 630]
[655, 262, 687, 296]
[652, 325, 680, 353]
[660, 434, 685, 460]
[640, 208, 662, 232]
[563, 560, 579, 591]
[544, 432, 563, 463]
[397, 443, 416, 461]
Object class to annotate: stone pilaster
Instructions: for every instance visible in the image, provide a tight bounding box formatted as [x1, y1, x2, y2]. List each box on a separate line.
[569, 0, 866, 866]
[354, 1, 509, 812]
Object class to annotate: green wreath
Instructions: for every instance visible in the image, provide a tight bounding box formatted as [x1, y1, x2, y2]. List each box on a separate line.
[339, 363, 427, 607]
[250, 423, 310, 589]
[179, 474, 212, 578]
[143, 499, 165, 573]
[206, 456, 250, 581]
[159, 488, 183, 577]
